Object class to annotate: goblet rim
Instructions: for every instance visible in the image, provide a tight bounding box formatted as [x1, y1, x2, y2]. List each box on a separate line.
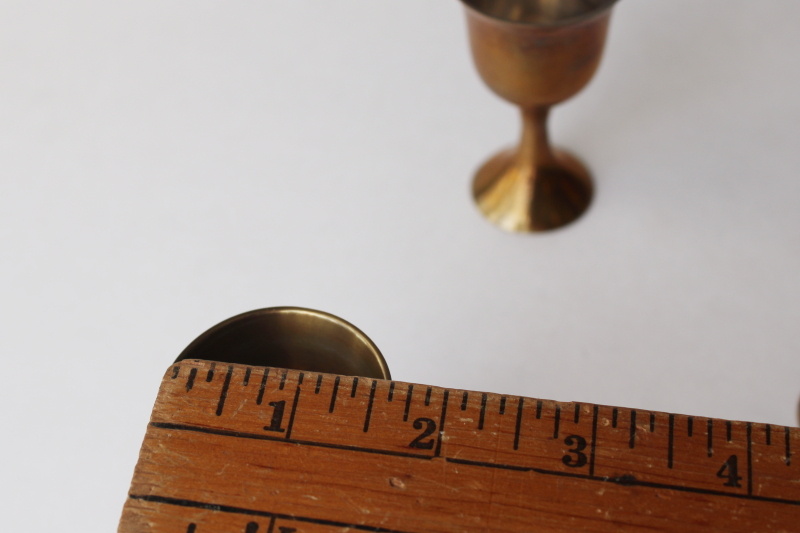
[460, 0, 618, 28]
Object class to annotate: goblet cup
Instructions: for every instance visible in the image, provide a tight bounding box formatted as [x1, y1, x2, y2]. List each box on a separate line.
[461, 0, 618, 232]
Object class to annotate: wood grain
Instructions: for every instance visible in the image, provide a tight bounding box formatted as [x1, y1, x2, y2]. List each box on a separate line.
[119, 360, 800, 532]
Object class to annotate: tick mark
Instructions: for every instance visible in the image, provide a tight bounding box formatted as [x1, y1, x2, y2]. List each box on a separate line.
[461, 391, 469, 411]
[243, 367, 251, 386]
[206, 362, 216, 382]
[315, 375, 323, 394]
[668, 414, 675, 469]
[434, 390, 449, 457]
[171, 366, 179, 379]
[215, 365, 233, 416]
[499, 397, 506, 415]
[284, 386, 301, 439]
[766, 424, 772, 445]
[186, 524, 196, 533]
[786, 427, 792, 466]
[186, 368, 197, 392]
[257, 369, 269, 405]
[513, 398, 524, 450]
[574, 404, 580, 424]
[363, 380, 377, 432]
[536, 400, 543, 420]
[726, 421, 732, 442]
[351, 377, 359, 397]
[747, 422, 753, 496]
[425, 387, 432, 406]
[707, 419, 714, 457]
[298, 372, 304, 385]
[612, 408, 618, 428]
[403, 385, 414, 422]
[688, 416, 694, 437]
[388, 382, 395, 402]
[649, 413, 655, 432]
[329, 376, 340, 413]
[279, 371, 287, 390]
[478, 393, 487, 430]
[629, 410, 637, 449]
[553, 405, 561, 439]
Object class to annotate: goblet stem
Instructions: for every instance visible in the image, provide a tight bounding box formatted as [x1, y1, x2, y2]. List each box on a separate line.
[472, 105, 593, 232]
[516, 106, 554, 171]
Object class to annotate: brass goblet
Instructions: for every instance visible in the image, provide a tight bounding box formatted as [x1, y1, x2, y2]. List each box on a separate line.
[461, 0, 618, 232]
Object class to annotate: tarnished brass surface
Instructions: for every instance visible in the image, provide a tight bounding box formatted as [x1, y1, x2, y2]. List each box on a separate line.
[175, 307, 390, 379]
[462, 0, 617, 232]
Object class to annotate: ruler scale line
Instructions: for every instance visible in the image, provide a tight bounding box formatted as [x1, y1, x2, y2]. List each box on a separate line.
[747, 422, 753, 496]
[434, 390, 448, 457]
[668, 414, 675, 469]
[329, 376, 340, 413]
[708, 419, 714, 457]
[589, 405, 599, 477]
[127, 494, 419, 533]
[478, 393, 487, 430]
[786, 427, 792, 466]
[215, 365, 234, 416]
[403, 385, 414, 422]
[363, 380, 377, 432]
[553, 405, 561, 439]
[120, 362, 800, 532]
[149, 422, 435, 460]
[442, 458, 800, 506]
[284, 386, 301, 440]
[513, 397, 524, 451]
[256, 369, 269, 405]
[186, 368, 197, 392]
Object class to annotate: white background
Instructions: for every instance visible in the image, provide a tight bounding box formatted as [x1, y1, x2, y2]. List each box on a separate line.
[1, 1, 799, 530]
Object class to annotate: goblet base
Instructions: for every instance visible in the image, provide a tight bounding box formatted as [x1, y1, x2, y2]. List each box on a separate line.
[472, 148, 593, 233]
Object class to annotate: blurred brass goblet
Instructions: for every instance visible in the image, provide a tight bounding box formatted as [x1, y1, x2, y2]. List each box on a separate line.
[461, 0, 618, 232]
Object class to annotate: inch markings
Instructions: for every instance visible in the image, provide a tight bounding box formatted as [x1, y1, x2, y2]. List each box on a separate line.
[149, 361, 800, 530]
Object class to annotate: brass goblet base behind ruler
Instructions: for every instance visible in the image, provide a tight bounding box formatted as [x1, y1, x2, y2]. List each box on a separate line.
[463, 0, 618, 232]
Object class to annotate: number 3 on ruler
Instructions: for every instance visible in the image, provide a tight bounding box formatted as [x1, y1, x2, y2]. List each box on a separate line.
[562, 435, 588, 468]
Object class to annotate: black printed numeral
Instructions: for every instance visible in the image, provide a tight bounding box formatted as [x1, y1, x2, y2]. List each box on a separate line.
[263, 400, 286, 433]
[561, 435, 588, 468]
[716, 455, 742, 487]
[409, 417, 437, 450]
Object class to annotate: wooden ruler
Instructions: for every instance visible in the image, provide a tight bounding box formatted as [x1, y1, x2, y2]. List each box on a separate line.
[119, 360, 799, 532]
